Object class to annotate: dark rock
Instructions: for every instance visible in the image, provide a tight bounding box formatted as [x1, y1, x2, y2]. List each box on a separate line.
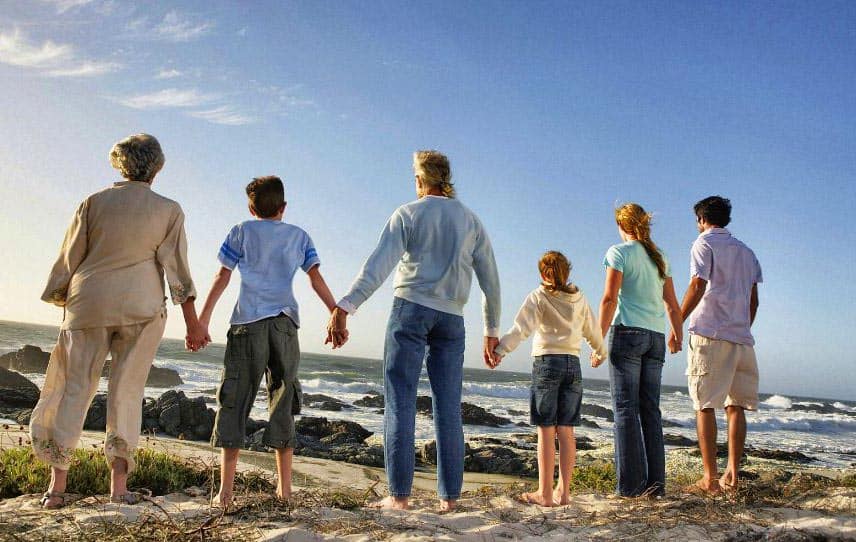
[353, 394, 385, 408]
[294, 433, 385, 467]
[515, 421, 529, 427]
[462, 402, 511, 427]
[580, 418, 600, 429]
[199, 388, 218, 395]
[156, 390, 215, 441]
[507, 409, 527, 416]
[246, 428, 270, 452]
[465, 445, 536, 477]
[303, 393, 351, 412]
[581, 403, 614, 422]
[295, 416, 372, 443]
[364, 390, 382, 396]
[0, 345, 50, 373]
[420, 440, 438, 465]
[661, 419, 683, 428]
[246, 418, 268, 436]
[0, 367, 41, 414]
[83, 394, 108, 430]
[664, 434, 697, 447]
[416, 396, 433, 414]
[746, 448, 817, 463]
[14, 409, 32, 425]
[102, 360, 183, 388]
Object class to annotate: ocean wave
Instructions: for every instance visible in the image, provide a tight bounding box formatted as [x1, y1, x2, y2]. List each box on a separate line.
[749, 416, 856, 434]
[461, 382, 530, 399]
[833, 402, 856, 412]
[761, 395, 792, 409]
[299, 378, 381, 396]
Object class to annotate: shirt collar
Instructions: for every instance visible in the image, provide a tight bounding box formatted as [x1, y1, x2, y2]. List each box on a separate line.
[700, 227, 730, 238]
[113, 180, 152, 189]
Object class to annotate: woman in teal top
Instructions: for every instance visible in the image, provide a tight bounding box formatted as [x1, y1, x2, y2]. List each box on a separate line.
[594, 203, 683, 497]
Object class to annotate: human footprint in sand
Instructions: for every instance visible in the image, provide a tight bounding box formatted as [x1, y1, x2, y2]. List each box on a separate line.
[492, 251, 607, 507]
[327, 150, 502, 513]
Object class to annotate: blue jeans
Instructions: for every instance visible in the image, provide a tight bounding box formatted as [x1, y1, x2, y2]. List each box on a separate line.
[383, 297, 466, 500]
[608, 325, 666, 497]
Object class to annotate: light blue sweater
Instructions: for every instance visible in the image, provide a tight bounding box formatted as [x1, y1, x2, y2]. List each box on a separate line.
[338, 196, 501, 336]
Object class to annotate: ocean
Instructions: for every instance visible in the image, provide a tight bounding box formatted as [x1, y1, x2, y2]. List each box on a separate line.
[2, 319, 854, 468]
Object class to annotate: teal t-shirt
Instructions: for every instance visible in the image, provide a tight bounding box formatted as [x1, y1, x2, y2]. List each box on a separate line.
[603, 241, 670, 333]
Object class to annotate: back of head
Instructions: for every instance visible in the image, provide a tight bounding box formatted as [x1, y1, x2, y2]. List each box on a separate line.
[413, 150, 455, 198]
[693, 195, 731, 227]
[246, 176, 285, 218]
[539, 251, 578, 294]
[109, 134, 164, 183]
[614, 203, 668, 280]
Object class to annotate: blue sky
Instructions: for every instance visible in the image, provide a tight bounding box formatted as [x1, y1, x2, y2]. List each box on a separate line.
[0, 1, 854, 400]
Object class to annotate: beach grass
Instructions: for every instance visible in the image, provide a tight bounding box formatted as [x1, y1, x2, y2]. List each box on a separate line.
[0, 446, 274, 499]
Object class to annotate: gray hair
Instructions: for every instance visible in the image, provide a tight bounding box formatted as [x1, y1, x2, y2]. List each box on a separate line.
[109, 134, 165, 182]
[413, 150, 455, 198]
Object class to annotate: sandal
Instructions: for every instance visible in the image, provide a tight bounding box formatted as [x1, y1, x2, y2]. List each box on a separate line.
[40, 491, 72, 509]
[110, 492, 144, 505]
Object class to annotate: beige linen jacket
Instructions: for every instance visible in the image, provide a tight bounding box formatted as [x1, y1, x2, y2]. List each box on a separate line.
[41, 181, 196, 330]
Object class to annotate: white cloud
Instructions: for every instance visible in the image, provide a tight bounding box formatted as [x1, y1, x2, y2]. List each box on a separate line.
[0, 28, 119, 77]
[119, 88, 218, 109]
[47, 59, 120, 77]
[155, 68, 183, 79]
[188, 106, 255, 126]
[40, 0, 96, 14]
[0, 29, 72, 68]
[154, 11, 214, 42]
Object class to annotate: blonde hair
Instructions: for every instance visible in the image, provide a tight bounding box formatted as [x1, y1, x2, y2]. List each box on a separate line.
[615, 203, 668, 279]
[413, 150, 455, 198]
[109, 134, 164, 182]
[539, 251, 578, 294]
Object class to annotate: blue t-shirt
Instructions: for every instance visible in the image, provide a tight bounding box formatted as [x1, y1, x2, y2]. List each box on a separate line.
[603, 241, 670, 333]
[218, 219, 320, 326]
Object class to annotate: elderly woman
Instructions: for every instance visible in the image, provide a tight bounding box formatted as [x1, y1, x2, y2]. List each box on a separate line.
[30, 134, 208, 508]
[327, 150, 501, 512]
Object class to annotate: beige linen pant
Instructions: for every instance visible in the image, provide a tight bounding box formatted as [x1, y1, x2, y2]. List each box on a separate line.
[30, 309, 166, 472]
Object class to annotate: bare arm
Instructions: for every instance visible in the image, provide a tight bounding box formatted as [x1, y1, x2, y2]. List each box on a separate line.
[750, 283, 759, 325]
[662, 277, 683, 353]
[308, 265, 337, 312]
[598, 267, 623, 338]
[199, 266, 232, 326]
[679, 276, 708, 322]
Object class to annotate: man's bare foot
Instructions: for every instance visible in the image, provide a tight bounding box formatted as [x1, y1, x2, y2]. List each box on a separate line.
[212, 492, 233, 509]
[276, 487, 292, 500]
[685, 477, 722, 495]
[518, 491, 555, 507]
[719, 470, 738, 492]
[368, 496, 409, 510]
[438, 499, 456, 513]
[552, 489, 571, 506]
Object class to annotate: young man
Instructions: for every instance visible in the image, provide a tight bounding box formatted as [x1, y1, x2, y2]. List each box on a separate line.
[673, 196, 762, 494]
[199, 176, 338, 507]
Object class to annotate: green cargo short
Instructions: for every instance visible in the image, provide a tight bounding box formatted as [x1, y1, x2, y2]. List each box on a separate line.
[211, 314, 302, 449]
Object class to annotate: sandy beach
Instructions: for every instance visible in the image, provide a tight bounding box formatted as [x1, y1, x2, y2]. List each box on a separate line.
[1, 425, 853, 541]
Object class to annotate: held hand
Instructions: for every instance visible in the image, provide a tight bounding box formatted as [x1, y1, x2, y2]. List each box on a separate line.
[489, 353, 503, 369]
[590, 351, 605, 368]
[186, 321, 210, 352]
[483, 336, 499, 368]
[668, 331, 682, 354]
[325, 307, 349, 349]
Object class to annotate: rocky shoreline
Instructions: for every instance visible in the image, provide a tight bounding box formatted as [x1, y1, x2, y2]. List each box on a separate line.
[0, 345, 833, 476]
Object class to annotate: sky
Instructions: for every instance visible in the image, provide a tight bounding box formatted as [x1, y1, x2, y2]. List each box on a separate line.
[0, 1, 854, 400]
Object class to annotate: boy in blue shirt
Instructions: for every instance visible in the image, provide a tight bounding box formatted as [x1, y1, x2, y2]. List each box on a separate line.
[199, 176, 337, 507]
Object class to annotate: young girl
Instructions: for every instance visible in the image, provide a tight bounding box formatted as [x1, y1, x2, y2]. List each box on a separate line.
[492, 251, 607, 506]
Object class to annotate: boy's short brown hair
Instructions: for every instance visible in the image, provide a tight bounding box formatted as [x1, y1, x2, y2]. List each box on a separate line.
[246, 176, 285, 218]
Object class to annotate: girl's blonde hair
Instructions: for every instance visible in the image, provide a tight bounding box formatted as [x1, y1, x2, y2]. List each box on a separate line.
[539, 251, 578, 294]
[615, 203, 668, 279]
[413, 150, 455, 198]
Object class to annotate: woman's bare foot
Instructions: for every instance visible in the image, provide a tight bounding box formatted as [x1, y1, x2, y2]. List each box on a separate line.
[519, 491, 555, 507]
[685, 477, 722, 495]
[552, 489, 571, 506]
[368, 496, 409, 510]
[212, 492, 233, 509]
[276, 486, 292, 501]
[719, 470, 738, 492]
[438, 499, 456, 513]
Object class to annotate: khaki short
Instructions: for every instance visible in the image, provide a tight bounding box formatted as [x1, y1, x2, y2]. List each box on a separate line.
[686, 334, 759, 411]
